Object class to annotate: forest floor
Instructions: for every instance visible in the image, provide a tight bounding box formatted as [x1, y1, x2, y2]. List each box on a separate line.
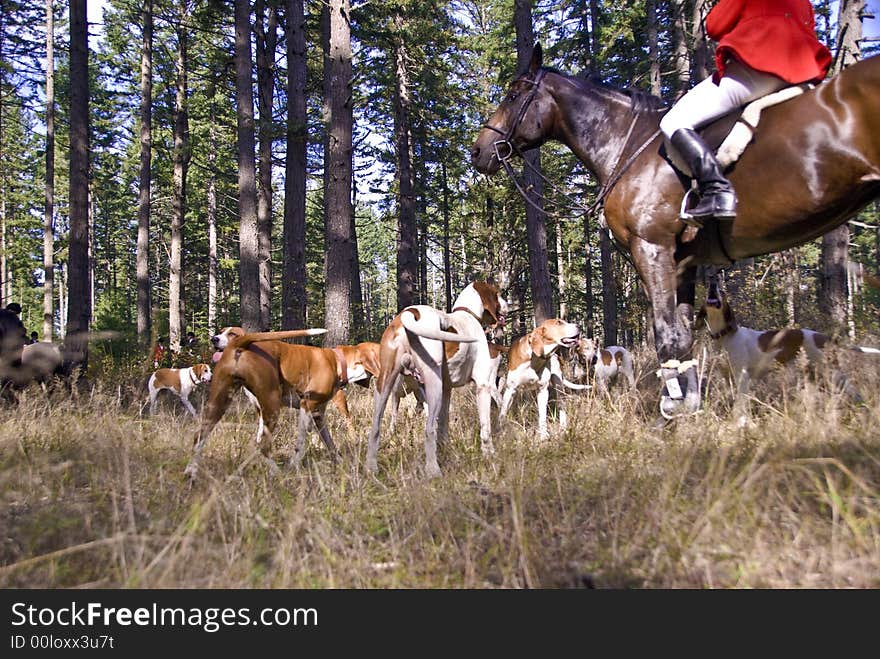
[1, 343, 879, 589]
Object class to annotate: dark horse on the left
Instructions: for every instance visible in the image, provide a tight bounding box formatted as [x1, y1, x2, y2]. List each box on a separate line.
[472, 44, 880, 418]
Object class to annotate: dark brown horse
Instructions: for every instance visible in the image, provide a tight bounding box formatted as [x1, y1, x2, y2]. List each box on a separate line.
[472, 44, 880, 418]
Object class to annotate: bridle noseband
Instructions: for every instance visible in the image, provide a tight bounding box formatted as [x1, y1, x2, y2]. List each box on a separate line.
[482, 68, 547, 163]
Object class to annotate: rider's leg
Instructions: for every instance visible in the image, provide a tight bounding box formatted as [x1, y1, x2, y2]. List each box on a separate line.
[660, 60, 788, 220]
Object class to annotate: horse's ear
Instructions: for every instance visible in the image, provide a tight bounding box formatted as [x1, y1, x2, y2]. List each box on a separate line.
[529, 43, 543, 75]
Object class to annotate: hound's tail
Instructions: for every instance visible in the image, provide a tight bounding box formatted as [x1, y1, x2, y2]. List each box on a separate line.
[851, 345, 880, 355]
[232, 328, 328, 349]
[552, 374, 591, 391]
[400, 308, 478, 343]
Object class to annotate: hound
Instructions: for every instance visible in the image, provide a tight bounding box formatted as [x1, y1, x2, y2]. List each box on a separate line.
[184, 327, 341, 482]
[211, 326, 354, 439]
[366, 282, 508, 478]
[570, 338, 636, 393]
[332, 341, 428, 431]
[499, 318, 588, 440]
[148, 363, 213, 416]
[695, 279, 865, 410]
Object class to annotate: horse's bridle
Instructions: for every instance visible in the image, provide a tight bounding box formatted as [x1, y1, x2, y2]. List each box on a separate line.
[482, 68, 547, 164]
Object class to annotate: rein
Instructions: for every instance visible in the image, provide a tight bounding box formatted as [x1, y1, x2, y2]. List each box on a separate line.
[484, 67, 661, 223]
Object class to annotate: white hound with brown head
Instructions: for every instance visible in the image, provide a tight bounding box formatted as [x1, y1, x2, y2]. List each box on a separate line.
[499, 318, 588, 440]
[366, 282, 508, 478]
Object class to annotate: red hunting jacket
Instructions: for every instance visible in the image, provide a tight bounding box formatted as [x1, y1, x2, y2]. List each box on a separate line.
[707, 0, 832, 85]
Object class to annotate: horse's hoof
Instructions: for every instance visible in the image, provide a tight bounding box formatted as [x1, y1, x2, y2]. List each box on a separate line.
[659, 395, 700, 419]
[366, 459, 379, 474]
[425, 464, 442, 479]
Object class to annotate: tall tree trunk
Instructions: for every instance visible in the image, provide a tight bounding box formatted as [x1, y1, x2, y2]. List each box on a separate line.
[43, 0, 55, 340]
[350, 201, 363, 337]
[0, 5, 5, 306]
[672, 0, 690, 97]
[0, 207, 7, 305]
[782, 249, 797, 325]
[599, 216, 617, 345]
[207, 75, 218, 335]
[820, 0, 863, 334]
[393, 31, 417, 311]
[66, 0, 90, 358]
[323, 0, 353, 345]
[514, 0, 553, 324]
[235, 0, 261, 331]
[556, 217, 566, 318]
[582, 206, 594, 337]
[137, 0, 152, 348]
[691, 0, 711, 81]
[255, 0, 277, 330]
[646, 0, 660, 95]
[283, 0, 307, 330]
[441, 161, 452, 312]
[169, 9, 189, 354]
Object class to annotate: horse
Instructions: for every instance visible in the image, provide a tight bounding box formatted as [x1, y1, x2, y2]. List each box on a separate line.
[471, 44, 880, 418]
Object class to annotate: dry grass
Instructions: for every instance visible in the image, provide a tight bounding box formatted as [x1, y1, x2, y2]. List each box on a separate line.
[1, 348, 879, 589]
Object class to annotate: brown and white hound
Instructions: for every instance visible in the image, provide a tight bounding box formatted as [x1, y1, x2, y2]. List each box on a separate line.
[499, 318, 588, 440]
[148, 363, 213, 416]
[569, 338, 636, 393]
[332, 341, 428, 431]
[184, 327, 342, 481]
[695, 280, 852, 409]
[366, 282, 508, 478]
[210, 326, 355, 438]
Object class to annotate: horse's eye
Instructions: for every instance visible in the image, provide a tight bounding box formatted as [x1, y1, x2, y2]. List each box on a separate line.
[507, 92, 519, 102]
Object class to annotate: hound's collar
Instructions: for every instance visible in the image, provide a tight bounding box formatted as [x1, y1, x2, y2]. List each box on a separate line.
[189, 368, 200, 385]
[709, 324, 737, 340]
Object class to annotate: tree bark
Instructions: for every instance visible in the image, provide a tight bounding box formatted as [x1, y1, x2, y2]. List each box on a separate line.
[820, 0, 863, 334]
[235, 0, 261, 331]
[393, 28, 417, 311]
[66, 0, 90, 356]
[646, 0, 661, 95]
[282, 0, 308, 330]
[323, 0, 353, 345]
[514, 0, 553, 324]
[599, 217, 617, 345]
[691, 0, 712, 82]
[672, 0, 690, 97]
[442, 161, 452, 312]
[169, 8, 189, 354]
[255, 0, 277, 330]
[136, 0, 152, 348]
[207, 73, 218, 335]
[43, 0, 55, 340]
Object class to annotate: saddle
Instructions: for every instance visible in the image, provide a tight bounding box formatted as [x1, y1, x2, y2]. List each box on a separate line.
[664, 84, 812, 179]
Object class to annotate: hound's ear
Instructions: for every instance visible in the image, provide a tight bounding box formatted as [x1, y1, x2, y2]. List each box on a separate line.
[529, 43, 543, 75]
[529, 328, 546, 357]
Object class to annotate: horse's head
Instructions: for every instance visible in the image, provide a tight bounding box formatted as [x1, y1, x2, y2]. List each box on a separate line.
[471, 44, 554, 175]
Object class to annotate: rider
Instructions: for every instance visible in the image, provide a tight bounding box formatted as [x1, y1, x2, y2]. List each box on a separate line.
[660, 0, 831, 221]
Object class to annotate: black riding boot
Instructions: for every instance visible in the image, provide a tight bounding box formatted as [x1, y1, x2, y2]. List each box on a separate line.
[670, 128, 737, 220]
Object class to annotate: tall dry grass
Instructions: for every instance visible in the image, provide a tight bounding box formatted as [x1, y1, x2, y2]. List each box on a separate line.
[1, 346, 879, 588]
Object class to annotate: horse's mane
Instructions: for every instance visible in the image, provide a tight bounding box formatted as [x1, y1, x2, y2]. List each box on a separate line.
[568, 70, 668, 114]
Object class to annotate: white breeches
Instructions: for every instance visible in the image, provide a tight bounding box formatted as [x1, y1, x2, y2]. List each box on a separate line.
[660, 60, 788, 139]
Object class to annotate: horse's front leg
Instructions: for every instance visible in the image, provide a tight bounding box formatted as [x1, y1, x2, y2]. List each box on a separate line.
[630, 237, 700, 418]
